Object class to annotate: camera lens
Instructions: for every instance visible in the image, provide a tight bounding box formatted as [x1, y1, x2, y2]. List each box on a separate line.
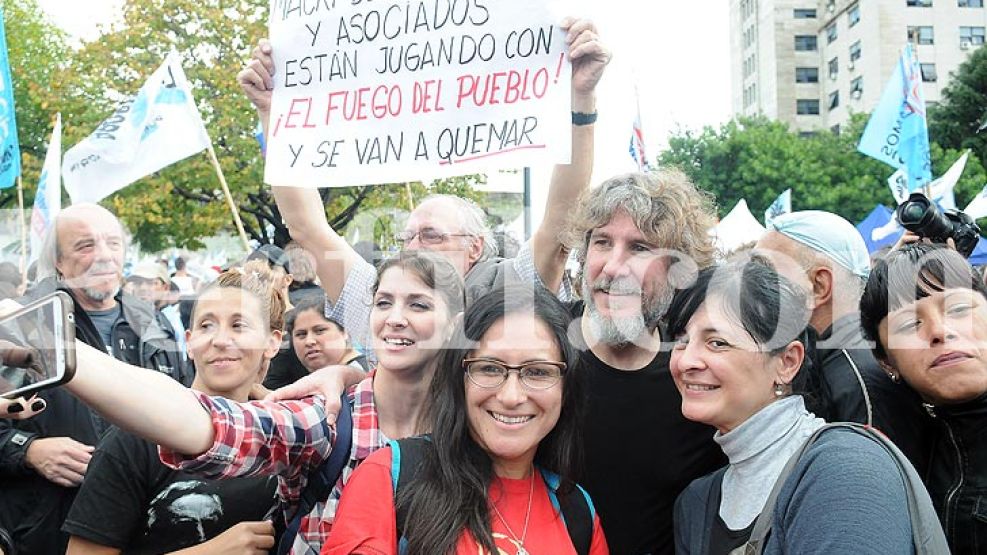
[900, 203, 927, 224]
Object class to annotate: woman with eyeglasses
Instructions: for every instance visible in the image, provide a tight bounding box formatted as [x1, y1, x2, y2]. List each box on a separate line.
[323, 286, 608, 555]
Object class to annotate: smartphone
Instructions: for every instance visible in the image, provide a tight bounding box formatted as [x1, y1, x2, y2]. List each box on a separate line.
[0, 292, 76, 399]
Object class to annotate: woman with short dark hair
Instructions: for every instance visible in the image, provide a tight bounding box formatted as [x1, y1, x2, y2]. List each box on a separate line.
[860, 243, 987, 554]
[671, 257, 936, 554]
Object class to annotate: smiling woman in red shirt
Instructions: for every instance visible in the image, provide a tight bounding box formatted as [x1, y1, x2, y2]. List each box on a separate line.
[323, 286, 608, 555]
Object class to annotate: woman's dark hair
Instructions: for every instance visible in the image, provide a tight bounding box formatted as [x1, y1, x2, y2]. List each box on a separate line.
[666, 255, 810, 354]
[396, 285, 583, 555]
[373, 251, 465, 316]
[860, 243, 987, 359]
[284, 295, 343, 336]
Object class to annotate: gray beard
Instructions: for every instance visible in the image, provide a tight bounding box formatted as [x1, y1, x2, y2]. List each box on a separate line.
[582, 280, 672, 347]
[81, 284, 120, 304]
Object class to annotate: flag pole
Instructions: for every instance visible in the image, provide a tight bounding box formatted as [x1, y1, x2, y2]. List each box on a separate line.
[204, 144, 251, 251]
[404, 182, 415, 210]
[16, 173, 26, 282]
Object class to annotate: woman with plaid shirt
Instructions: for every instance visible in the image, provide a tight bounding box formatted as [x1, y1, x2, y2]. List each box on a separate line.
[53, 251, 464, 554]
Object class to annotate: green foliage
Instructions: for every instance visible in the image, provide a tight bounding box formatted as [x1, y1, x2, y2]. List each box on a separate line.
[658, 114, 987, 226]
[9, 0, 487, 253]
[928, 45, 987, 167]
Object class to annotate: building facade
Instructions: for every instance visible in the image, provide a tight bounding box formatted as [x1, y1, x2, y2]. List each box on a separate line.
[731, 0, 987, 134]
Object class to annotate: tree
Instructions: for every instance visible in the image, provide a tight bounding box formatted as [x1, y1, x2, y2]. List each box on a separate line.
[657, 114, 987, 226]
[42, 0, 487, 252]
[928, 45, 987, 168]
[0, 0, 69, 207]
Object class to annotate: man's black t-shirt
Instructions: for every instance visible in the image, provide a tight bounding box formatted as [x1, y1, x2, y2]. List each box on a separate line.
[63, 428, 278, 554]
[570, 302, 726, 555]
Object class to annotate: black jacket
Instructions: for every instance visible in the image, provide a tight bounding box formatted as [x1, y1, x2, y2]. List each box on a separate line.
[925, 394, 987, 555]
[0, 280, 190, 554]
[806, 313, 934, 473]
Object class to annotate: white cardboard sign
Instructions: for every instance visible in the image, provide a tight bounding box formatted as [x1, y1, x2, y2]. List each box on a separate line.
[265, 0, 571, 187]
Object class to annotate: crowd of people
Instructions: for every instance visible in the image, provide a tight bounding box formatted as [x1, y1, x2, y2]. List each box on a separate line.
[1, 13, 986, 555]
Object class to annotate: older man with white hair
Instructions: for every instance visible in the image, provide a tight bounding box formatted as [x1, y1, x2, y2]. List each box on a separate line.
[0, 204, 188, 554]
[755, 210, 932, 472]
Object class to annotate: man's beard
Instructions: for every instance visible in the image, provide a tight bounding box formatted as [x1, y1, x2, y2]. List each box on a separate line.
[582, 274, 673, 347]
[65, 262, 121, 304]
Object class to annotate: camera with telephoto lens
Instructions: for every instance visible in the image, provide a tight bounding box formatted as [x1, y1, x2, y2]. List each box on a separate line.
[895, 192, 981, 258]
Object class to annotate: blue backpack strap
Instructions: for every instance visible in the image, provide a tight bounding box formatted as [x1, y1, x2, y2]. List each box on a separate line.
[389, 437, 431, 555]
[540, 468, 594, 555]
[275, 393, 353, 555]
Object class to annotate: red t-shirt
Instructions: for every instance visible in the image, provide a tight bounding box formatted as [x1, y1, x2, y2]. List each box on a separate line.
[322, 448, 609, 555]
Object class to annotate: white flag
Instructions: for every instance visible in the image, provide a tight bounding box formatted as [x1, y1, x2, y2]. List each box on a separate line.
[30, 113, 61, 263]
[62, 51, 210, 203]
[926, 150, 970, 211]
[888, 168, 909, 205]
[965, 184, 987, 220]
[764, 189, 792, 228]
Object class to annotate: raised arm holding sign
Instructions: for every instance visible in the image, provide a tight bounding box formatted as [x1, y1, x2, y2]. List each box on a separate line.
[238, 13, 609, 357]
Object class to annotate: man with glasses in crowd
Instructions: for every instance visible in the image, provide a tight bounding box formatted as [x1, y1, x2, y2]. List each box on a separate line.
[236, 18, 611, 360]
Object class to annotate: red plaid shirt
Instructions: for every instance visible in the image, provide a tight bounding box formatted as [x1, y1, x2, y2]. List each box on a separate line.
[159, 375, 387, 555]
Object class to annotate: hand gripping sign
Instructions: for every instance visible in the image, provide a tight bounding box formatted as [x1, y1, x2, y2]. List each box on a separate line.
[265, 0, 572, 188]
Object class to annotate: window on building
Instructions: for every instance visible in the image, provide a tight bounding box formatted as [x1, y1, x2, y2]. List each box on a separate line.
[795, 35, 818, 51]
[829, 90, 840, 110]
[796, 67, 819, 83]
[851, 76, 864, 97]
[907, 26, 935, 44]
[848, 4, 861, 26]
[920, 63, 938, 82]
[907, 0, 933, 6]
[794, 8, 817, 18]
[797, 99, 821, 115]
[959, 0, 984, 7]
[826, 23, 838, 43]
[799, 131, 818, 138]
[831, 124, 841, 135]
[960, 26, 986, 45]
[828, 57, 839, 78]
[850, 40, 862, 61]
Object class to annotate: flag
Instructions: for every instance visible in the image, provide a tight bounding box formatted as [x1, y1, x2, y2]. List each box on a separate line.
[887, 168, 909, 205]
[927, 150, 969, 210]
[965, 184, 987, 220]
[63, 51, 211, 203]
[628, 89, 651, 171]
[254, 120, 266, 155]
[0, 11, 20, 189]
[858, 44, 932, 192]
[764, 189, 792, 228]
[30, 114, 61, 263]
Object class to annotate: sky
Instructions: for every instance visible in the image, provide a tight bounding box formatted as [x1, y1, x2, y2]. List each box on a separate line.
[34, 0, 734, 238]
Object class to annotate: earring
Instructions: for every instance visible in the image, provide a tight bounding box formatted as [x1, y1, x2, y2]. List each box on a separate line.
[888, 372, 900, 384]
[773, 382, 786, 397]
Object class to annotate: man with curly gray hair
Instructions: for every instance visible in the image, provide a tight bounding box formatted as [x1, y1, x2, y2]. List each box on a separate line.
[565, 170, 726, 555]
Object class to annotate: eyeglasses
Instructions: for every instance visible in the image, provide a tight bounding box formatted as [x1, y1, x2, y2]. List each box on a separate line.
[463, 358, 567, 390]
[394, 228, 471, 246]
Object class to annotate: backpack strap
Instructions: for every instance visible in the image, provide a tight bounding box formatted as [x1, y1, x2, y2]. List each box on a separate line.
[275, 393, 353, 555]
[744, 422, 949, 555]
[541, 469, 595, 555]
[390, 436, 431, 543]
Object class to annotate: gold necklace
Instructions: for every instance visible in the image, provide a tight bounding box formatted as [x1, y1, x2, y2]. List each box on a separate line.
[489, 468, 535, 555]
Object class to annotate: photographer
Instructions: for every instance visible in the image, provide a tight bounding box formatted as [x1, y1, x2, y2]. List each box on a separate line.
[860, 243, 987, 554]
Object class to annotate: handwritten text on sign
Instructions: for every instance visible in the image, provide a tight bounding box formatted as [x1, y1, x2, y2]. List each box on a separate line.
[265, 0, 570, 188]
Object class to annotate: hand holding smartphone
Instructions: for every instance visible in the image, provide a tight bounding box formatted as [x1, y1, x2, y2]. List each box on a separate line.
[0, 292, 76, 400]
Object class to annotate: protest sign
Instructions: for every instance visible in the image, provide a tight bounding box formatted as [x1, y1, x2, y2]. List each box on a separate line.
[265, 0, 571, 187]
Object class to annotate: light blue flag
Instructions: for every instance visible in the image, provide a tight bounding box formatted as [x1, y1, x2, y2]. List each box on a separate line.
[764, 188, 792, 228]
[0, 10, 20, 189]
[857, 44, 932, 192]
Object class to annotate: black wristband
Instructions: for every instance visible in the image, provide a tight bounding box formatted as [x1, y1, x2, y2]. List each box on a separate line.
[571, 111, 598, 126]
